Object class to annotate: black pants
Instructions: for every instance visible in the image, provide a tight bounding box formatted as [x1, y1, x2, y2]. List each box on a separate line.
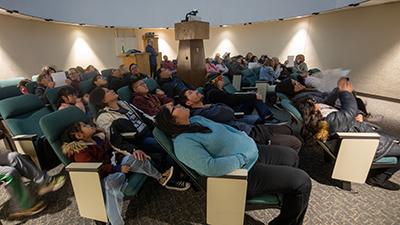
[250, 125, 303, 152]
[382, 142, 400, 177]
[247, 145, 311, 225]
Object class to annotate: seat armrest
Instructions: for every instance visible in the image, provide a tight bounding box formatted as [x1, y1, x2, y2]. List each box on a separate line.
[234, 112, 245, 117]
[241, 87, 258, 91]
[336, 132, 380, 139]
[223, 169, 248, 177]
[234, 91, 255, 95]
[12, 134, 38, 141]
[66, 162, 102, 172]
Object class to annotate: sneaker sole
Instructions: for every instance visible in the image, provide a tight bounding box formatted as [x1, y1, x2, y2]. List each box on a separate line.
[165, 183, 191, 191]
[160, 166, 174, 186]
[8, 201, 47, 219]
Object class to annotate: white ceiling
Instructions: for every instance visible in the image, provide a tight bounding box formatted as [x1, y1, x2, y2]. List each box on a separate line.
[0, 0, 372, 28]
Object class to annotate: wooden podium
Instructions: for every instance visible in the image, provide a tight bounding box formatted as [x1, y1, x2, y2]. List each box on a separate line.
[175, 21, 209, 87]
[118, 53, 161, 76]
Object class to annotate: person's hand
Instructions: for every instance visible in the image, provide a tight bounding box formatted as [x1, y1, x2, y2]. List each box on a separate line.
[132, 150, 150, 161]
[121, 165, 130, 173]
[65, 79, 72, 85]
[355, 114, 364, 122]
[338, 79, 353, 93]
[155, 89, 165, 96]
[256, 93, 263, 100]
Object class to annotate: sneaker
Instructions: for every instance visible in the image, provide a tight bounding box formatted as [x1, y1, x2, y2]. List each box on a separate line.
[264, 117, 288, 126]
[365, 114, 384, 123]
[366, 177, 400, 191]
[159, 166, 174, 186]
[165, 179, 191, 191]
[8, 201, 47, 219]
[38, 175, 66, 196]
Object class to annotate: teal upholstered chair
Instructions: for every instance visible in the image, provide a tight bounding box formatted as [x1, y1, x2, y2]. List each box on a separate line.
[39, 107, 147, 223]
[79, 79, 94, 95]
[81, 71, 98, 81]
[26, 81, 38, 94]
[117, 86, 132, 102]
[0, 77, 25, 88]
[101, 68, 113, 80]
[45, 86, 67, 111]
[153, 128, 281, 225]
[143, 78, 160, 93]
[0, 95, 54, 169]
[0, 85, 22, 101]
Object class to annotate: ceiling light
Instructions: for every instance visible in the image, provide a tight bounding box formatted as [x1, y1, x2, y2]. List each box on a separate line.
[278, 18, 284, 21]
[110, 26, 115, 28]
[138, 27, 143, 29]
[312, 12, 319, 15]
[248, 22, 252, 25]
[79, 23, 86, 26]
[45, 18, 53, 22]
[349, 3, 360, 7]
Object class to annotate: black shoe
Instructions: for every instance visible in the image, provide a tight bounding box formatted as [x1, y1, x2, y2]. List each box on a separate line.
[366, 177, 400, 191]
[165, 179, 191, 191]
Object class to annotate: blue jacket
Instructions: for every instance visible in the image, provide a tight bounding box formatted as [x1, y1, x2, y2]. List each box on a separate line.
[173, 116, 258, 176]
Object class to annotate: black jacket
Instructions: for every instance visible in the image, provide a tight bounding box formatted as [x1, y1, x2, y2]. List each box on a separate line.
[203, 84, 256, 108]
[326, 91, 396, 160]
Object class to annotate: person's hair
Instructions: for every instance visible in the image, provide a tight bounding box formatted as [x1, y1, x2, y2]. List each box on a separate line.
[129, 77, 144, 92]
[57, 86, 77, 107]
[91, 74, 102, 86]
[155, 106, 211, 138]
[89, 87, 107, 118]
[263, 58, 273, 67]
[75, 66, 85, 74]
[37, 72, 47, 83]
[61, 122, 82, 144]
[129, 63, 137, 72]
[17, 79, 30, 88]
[177, 88, 190, 108]
[41, 65, 56, 75]
[295, 99, 329, 142]
[249, 55, 258, 63]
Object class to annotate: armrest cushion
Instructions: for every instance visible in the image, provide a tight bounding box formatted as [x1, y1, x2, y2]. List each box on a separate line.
[220, 169, 248, 179]
[12, 134, 38, 140]
[234, 112, 245, 116]
[336, 132, 380, 139]
[66, 162, 102, 172]
[234, 91, 255, 95]
[241, 87, 257, 91]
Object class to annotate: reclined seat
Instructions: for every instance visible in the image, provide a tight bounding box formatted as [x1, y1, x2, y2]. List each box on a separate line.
[153, 128, 281, 225]
[39, 107, 147, 223]
[0, 94, 59, 170]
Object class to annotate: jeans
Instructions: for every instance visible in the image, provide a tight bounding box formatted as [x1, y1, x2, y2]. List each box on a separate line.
[104, 155, 162, 225]
[238, 99, 273, 120]
[0, 152, 48, 210]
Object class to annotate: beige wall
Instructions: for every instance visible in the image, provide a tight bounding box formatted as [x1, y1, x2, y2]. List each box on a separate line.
[0, 14, 120, 79]
[1, 3, 399, 98]
[140, 3, 400, 98]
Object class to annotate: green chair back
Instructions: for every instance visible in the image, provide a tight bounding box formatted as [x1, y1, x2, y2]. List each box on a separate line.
[117, 86, 132, 102]
[240, 69, 258, 87]
[101, 69, 113, 80]
[79, 79, 94, 95]
[81, 71, 98, 81]
[0, 95, 52, 136]
[0, 77, 24, 88]
[26, 81, 38, 94]
[223, 76, 237, 94]
[0, 86, 22, 101]
[144, 78, 160, 93]
[45, 86, 66, 111]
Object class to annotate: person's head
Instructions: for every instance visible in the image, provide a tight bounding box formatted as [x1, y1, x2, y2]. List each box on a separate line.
[295, 54, 305, 64]
[295, 99, 329, 141]
[249, 55, 258, 63]
[178, 89, 203, 108]
[62, 122, 96, 143]
[205, 58, 213, 64]
[41, 65, 56, 75]
[119, 64, 129, 74]
[68, 68, 80, 81]
[158, 68, 172, 79]
[147, 39, 153, 46]
[129, 63, 138, 75]
[155, 104, 211, 138]
[163, 55, 169, 61]
[263, 58, 273, 67]
[111, 69, 123, 78]
[130, 78, 149, 95]
[86, 65, 98, 73]
[89, 87, 119, 115]
[207, 73, 224, 90]
[75, 66, 85, 74]
[58, 86, 78, 105]
[92, 74, 108, 87]
[271, 57, 280, 67]
[245, 52, 254, 60]
[17, 79, 30, 88]
[37, 72, 51, 86]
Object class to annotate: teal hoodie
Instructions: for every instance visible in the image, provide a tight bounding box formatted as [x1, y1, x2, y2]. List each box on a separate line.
[173, 116, 258, 176]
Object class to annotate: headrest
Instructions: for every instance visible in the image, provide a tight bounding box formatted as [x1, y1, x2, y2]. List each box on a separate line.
[0, 95, 44, 119]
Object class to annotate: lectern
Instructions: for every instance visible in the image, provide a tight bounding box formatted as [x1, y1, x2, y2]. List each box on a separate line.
[175, 21, 209, 87]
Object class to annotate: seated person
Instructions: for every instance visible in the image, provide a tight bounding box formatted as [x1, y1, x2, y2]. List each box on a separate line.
[215, 57, 229, 76]
[0, 151, 65, 218]
[203, 73, 280, 124]
[85, 64, 99, 74]
[130, 78, 173, 117]
[109, 68, 130, 91]
[17, 79, 31, 95]
[247, 55, 261, 69]
[259, 58, 279, 83]
[119, 64, 130, 75]
[296, 79, 400, 190]
[205, 57, 220, 74]
[161, 55, 177, 72]
[91, 74, 108, 89]
[155, 105, 311, 225]
[40, 65, 56, 82]
[156, 68, 193, 98]
[65, 68, 81, 94]
[129, 63, 148, 80]
[89, 87, 191, 190]
[291, 54, 308, 74]
[271, 57, 290, 80]
[61, 122, 177, 225]
[179, 88, 302, 152]
[35, 72, 56, 103]
[57, 86, 86, 113]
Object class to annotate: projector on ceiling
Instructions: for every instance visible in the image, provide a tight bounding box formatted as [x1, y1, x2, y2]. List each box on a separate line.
[188, 15, 202, 21]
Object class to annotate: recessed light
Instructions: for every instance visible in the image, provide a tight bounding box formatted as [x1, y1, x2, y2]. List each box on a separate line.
[44, 18, 53, 22]
[110, 26, 115, 28]
[138, 27, 143, 29]
[312, 12, 319, 15]
[166, 27, 169, 29]
[349, 3, 360, 7]
[248, 22, 252, 25]
[244, 23, 247, 25]
[105, 25, 109, 28]
[79, 23, 85, 26]
[278, 18, 284, 21]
